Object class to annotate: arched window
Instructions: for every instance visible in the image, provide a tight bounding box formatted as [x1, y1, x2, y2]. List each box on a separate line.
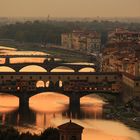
[46, 81, 50, 87]
[36, 81, 45, 88]
[59, 80, 63, 87]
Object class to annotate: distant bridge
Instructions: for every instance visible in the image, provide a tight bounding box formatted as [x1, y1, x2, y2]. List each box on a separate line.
[0, 54, 100, 72]
[0, 62, 98, 72]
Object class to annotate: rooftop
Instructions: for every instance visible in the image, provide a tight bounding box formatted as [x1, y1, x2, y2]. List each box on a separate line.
[58, 120, 84, 130]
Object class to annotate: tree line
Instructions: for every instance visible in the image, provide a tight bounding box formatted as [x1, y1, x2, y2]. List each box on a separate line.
[0, 126, 59, 140]
[0, 20, 140, 45]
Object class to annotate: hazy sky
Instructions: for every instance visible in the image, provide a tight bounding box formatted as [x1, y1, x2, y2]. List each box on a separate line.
[0, 0, 140, 17]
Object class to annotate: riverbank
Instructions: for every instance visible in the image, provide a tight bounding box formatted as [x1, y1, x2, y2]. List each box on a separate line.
[0, 41, 90, 62]
[103, 97, 140, 130]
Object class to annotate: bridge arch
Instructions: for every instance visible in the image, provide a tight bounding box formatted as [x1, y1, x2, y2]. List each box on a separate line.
[29, 91, 69, 98]
[19, 65, 47, 72]
[51, 66, 75, 72]
[78, 67, 95, 72]
[0, 94, 19, 113]
[0, 66, 15, 72]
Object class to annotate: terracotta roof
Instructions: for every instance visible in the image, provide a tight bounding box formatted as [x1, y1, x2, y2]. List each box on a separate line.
[58, 120, 84, 130]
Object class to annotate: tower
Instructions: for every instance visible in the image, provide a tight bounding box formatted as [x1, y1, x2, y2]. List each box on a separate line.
[58, 120, 84, 140]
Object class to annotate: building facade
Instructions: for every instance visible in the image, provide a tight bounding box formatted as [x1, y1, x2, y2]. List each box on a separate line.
[61, 30, 101, 54]
[103, 30, 140, 76]
[108, 28, 140, 43]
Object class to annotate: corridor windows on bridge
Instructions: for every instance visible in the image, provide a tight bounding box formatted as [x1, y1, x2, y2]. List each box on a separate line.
[1, 76, 4, 79]
[10, 76, 13, 79]
[46, 81, 50, 88]
[59, 80, 63, 87]
[20, 76, 23, 79]
[114, 76, 117, 80]
[30, 76, 32, 80]
[58, 76, 61, 80]
[70, 136, 77, 140]
[95, 76, 98, 80]
[86, 77, 89, 80]
[104, 76, 108, 81]
[136, 82, 139, 86]
[55, 80, 63, 88]
[39, 76, 42, 80]
[36, 81, 45, 88]
[67, 76, 70, 80]
[17, 86, 20, 90]
[61, 135, 64, 140]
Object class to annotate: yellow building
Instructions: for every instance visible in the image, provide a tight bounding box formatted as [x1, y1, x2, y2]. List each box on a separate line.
[61, 30, 101, 53]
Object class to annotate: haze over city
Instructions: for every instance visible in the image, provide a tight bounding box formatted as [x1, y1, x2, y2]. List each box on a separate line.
[0, 0, 140, 140]
[0, 0, 140, 17]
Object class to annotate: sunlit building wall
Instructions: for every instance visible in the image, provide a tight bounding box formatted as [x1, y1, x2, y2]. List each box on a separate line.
[61, 30, 101, 53]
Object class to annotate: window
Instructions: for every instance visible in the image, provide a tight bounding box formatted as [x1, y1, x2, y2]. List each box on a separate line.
[70, 136, 76, 140]
[61, 135, 64, 140]
[67, 76, 70, 80]
[105, 76, 108, 81]
[114, 76, 117, 80]
[136, 83, 139, 86]
[30, 76, 32, 79]
[96, 76, 98, 80]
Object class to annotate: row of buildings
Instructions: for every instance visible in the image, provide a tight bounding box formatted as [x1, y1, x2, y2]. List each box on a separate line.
[102, 28, 140, 76]
[108, 28, 140, 43]
[61, 30, 101, 54]
[61, 28, 140, 76]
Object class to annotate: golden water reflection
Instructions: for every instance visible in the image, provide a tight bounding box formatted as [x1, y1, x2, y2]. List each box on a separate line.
[0, 93, 139, 140]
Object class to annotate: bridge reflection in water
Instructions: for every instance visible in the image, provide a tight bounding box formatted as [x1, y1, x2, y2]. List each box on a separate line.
[0, 93, 103, 128]
[0, 93, 139, 140]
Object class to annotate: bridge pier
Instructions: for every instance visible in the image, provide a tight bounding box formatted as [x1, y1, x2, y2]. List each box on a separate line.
[5, 56, 10, 64]
[69, 93, 80, 108]
[19, 95, 30, 112]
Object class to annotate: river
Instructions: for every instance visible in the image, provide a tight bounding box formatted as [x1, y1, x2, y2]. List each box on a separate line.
[0, 46, 140, 140]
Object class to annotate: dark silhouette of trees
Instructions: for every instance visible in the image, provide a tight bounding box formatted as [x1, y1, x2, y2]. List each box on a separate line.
[0, 20, 140, 45]
[0, 125, 59, 140]
[40, 127, 60, 140]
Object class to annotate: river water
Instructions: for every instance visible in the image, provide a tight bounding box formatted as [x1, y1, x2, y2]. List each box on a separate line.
[0, 46, 140, 140]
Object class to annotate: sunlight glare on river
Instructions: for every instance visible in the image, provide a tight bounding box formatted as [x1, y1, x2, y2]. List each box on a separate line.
[0, 94, 18, 113]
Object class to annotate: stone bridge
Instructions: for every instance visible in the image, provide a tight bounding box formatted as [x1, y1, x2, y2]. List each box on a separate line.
[0, 62, 99, 72]
[0, 55, 100, 72]
[0, 72, 122, 108]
